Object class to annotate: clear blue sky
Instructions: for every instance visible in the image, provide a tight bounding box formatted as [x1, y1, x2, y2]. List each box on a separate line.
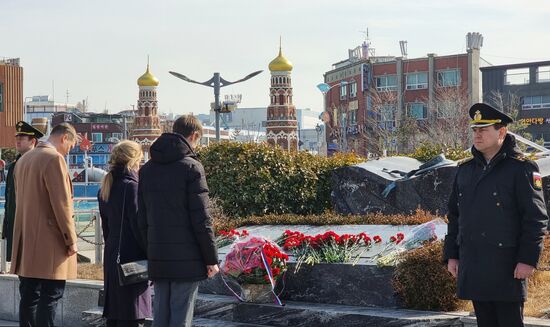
[2, 0, 549, 115]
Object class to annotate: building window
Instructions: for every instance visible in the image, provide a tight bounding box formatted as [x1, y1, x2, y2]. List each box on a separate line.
[340, 83, 347, 99]
[92, 133, 103, 143]
[505, 68, 530, 85]
[375, 75, 397, 91]
[350, 81, 358, 98]
[537, 66, 550, 83]
[112, 133, 123, 141]
[437, 70, 461, 87]
[349, 108, 358, 125]
[407, 102, 427, 119]
[522, 95, 550, 109]
[406, 72, 428, 90]
[380, 105, 396, 130]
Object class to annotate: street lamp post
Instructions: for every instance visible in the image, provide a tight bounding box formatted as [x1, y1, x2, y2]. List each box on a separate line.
[169, 70, 262, 141]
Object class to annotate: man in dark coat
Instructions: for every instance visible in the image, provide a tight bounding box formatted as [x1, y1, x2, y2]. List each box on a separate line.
[1, 121, 43, 265]
[444, 103, 548, 327]
[138, 115, 219, 327]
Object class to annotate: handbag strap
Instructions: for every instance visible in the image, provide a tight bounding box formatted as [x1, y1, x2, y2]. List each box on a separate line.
[116, 183, 129, 264]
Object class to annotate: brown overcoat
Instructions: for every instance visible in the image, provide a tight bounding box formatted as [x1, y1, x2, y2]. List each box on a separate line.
[10, 142, 77, 280]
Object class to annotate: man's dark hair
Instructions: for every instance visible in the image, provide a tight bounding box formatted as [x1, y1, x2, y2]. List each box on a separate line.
[493, 123, 507, 130]
[173, 115, 203, 138]
[50, 123, 77, 140]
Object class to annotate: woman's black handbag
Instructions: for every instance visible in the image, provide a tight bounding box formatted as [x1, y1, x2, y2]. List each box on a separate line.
[116, 183, 149, 286]
[117, 259, 148, 286]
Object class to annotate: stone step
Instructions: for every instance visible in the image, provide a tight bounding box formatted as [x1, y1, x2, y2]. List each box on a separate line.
[194, 293, 468, 326]
[87, 292, 550, 327]
[82, 307, 274, 327]
[460, 316, 550, 327]
[193, 317, 274, 327]
[0, 319, 19, 327]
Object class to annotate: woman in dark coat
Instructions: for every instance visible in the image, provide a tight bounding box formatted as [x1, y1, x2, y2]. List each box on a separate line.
[98, 140, 152, 327]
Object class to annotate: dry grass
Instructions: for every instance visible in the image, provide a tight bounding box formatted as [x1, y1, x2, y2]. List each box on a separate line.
[77, 263, 103, 281]
[525, 270, 550, 317]
[214, 208, 445, 233]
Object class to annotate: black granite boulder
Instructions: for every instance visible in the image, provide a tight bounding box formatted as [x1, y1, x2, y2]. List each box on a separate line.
[331, 155, 550, 216]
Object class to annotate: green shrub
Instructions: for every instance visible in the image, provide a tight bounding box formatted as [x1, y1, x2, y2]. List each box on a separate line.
[198, 142, 362, 217]
[392, 241, 460, 311]
[408, 142, 471, 163]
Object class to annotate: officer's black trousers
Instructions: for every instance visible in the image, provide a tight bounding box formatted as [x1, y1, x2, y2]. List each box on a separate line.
[473, 301, 524, 327]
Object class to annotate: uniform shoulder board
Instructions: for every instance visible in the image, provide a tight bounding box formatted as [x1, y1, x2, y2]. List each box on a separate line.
[457, 157, 474, 166]
[511, 154, 527, 162]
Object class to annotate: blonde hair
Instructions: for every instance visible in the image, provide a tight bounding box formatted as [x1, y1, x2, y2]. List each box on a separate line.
[99, 140, 143, 201]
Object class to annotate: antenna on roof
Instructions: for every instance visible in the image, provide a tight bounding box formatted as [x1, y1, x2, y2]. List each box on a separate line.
[358, 28, 375, 58]
[466, 32, 483, 50]
[399, 40, 408, 58]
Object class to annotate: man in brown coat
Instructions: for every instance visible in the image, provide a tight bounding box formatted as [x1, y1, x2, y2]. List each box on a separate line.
[11, 123, 78, 327]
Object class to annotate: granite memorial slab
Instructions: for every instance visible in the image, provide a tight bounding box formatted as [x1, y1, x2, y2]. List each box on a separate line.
[332, 155, 550, 216]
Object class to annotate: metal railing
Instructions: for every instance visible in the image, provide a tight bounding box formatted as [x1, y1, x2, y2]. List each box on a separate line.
[0, 198, 103, 272]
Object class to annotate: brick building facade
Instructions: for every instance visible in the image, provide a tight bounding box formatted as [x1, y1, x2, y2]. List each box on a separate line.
[323, 44, 480, 156]
[0, 58, 23, 148]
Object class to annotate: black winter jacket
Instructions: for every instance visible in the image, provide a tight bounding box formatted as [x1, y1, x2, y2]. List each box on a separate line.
[444, 134, 548, 301]
[138, 133, 218, 281]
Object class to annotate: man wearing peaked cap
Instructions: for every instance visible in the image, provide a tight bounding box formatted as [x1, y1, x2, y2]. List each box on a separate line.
[1, 121, 44, 267]
[444, 103, 548, 326]
[15, 120, 45, 139]
[469, 102, 514, 128]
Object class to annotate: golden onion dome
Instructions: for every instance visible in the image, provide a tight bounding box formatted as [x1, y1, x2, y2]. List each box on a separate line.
[137, 64, 159, 87]
[269, 48, 293, 72]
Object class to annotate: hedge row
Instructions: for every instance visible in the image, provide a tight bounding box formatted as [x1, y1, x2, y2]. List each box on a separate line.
[211, 208, 445, 233]
[198, 142, 362, 217]
[408, 143, 471, 163]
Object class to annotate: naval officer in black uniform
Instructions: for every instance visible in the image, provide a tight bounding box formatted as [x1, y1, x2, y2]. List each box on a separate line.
[1, 121, 44, 264]
[444, 103, 548, 327]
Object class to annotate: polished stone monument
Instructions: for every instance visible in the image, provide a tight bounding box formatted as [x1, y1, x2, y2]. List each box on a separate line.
[332, 155, 550, 216]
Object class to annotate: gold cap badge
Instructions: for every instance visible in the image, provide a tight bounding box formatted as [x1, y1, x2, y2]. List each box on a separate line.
[474, 110, 482, 121]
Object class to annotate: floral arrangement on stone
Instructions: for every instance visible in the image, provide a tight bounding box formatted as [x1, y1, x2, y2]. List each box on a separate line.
[374, 219, 443, 267]
[222, 236, 288, 284]
[276, 230, 383, 271]
[221, 236, 289, 304]
[215, 229, 249, 248]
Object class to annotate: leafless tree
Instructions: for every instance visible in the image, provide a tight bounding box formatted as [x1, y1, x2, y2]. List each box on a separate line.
[488, 90, 529, 138]
[423, 86, 471, 149]
[364, 86, 472, 155]
[361, 90, 400, 155]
